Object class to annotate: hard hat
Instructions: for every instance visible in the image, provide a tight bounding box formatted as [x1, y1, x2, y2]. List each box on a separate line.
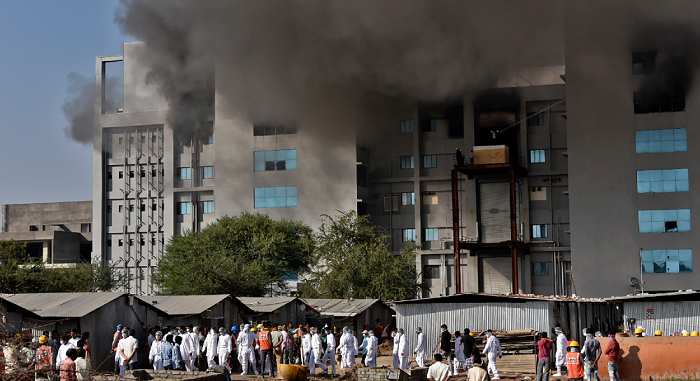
[294, 334, 299, 338]
[232, 326, 239, 332]
[257, 324, 264, 329]
[39, 335, 48, 344]
[683, 331, 690, 336]
[692, 331, 699, 336]
[251, 328, 257, 332]
[634, 328, 644, 334]
[469, 332, 475, 337]
[654, 330, 662, 336]
[568, 341, 580, 347]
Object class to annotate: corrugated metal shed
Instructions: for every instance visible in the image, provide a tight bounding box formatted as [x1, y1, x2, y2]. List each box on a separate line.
[137, 294, 232, 315]
[607, 291, 700, 302]
[304, 299, 386, 317]
[238, 297, 300, 313]
[2, 292, 125, 318]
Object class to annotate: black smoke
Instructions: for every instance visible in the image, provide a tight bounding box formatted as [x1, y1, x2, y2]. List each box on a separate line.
[62, 73, 121, 144]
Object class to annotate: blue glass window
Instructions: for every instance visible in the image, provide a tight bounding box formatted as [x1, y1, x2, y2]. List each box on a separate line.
[254, 186, 297, 208]
[532, 224, 548, 238]
[638, 209, 691, 233]
[401, 192, 415, 206]
[403, 229, 416, 242]
[533, 262, 550, 276]
[254, 150, 297, 172]
[178, 167, 191, 180]
[202, 201, 214, 214]
[637, 169, 688, 193]
[635, 128, 687, 153]
[423, 155, 437, 168]
[530, 149, 546, 163]
[642, 249, 692, 273]
[400, 120, 414, 133]
[424, 228, 439, 241]
[400, 156, 414, 169]
[177, 202, 191, 215]
[202, 166, 214, 179]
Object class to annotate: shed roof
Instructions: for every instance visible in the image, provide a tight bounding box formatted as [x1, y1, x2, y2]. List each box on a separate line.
[136, 294, 253, 316]
[1, 292, 125, 318]
[392, 292, 606, 305]
[238, 297, 304, 313]
[606, 291, 700, 303]
[304, 299, 391, 317]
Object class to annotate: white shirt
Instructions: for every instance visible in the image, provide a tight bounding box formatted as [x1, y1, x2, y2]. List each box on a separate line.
[56, 342, 76, 367]
[68, 338, 80, 347]
[398, 334, 409, 356]
[217, 334, 232, 354]
[311, 333, 323, 354]
[149, 339, 163, 361]
[393, 333, 401, 354]
[203, 331, 218, 357]
[367, 335, 378, 356]
[190, 332, 201, 356]
[428, 360, 450, 381]
[180, 332, 196, 361]
[75, 357, 89, 380]
[326, 332, 336, 351]
[119, 336, 138, 363]
[415, 333, 426, 354]
[302, 333, 312, 355]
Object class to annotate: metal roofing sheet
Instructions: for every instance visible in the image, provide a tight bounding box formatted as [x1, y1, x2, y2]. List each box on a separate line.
[3, 292, 125, 318]
[138, 294, 230, 315]
[304, 299, 384, 317]
[606, 291, 700, 302]
[237, 297, 299, 313]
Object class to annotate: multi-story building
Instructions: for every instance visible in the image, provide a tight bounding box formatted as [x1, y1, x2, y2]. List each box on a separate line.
[0, 201, 92, 266]
[93, 1, 699, 298]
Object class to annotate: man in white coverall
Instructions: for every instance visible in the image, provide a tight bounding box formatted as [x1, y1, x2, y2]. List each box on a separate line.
[397, 328, 410, 369]
[365, 330, 378, 367]
[392, 328, 400, 369]
[414, 327, 427, 367]
[311, 327, 325, 374]
[554, 327, 567, 377]
[236, 325, 257, 375]
[351, 329, 359, 366]
[203, 327, 218, 370]
[301, 328, 313, 372]
[188, 326, 201, 371]
[217, 327, 232, 372]
[180, 327, 197, 372]
[483, 330, 502, 380]
[321, 326, 337, 375]
[338, 327, 354, 369]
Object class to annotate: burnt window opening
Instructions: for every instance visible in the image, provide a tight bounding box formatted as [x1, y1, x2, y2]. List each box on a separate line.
[665, 220, 678, 232]
[634, 91, 685, 114]
[527, 112, 545, 126]
[265, 161, 276, 171]
[254, 124, 296, 136]
[276, 161, 286, 171]
[633, 52, 657, 75]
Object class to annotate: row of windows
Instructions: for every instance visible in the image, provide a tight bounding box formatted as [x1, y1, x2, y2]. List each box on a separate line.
[254, 150, 297, 172]
[638, 209, 691, 233]
[637, 169, 689, 193]
[254, 186, 298, 209]
[176, 201, 214, 215]
[177, 167, 214, 180]
[402, 228, 440, 242]
[641, 249, 693, 273]
[399, 119, 440, 133]
[109, 237, 164, 247]
[400, 155, 438, 169]
[110, 168, 163, 179]
[253, 124, 296, 136]
[635, 128, 687, 153]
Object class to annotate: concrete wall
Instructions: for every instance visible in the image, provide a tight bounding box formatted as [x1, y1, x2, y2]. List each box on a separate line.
[565, 1, 700, 297]
[2, 201, 92, 234]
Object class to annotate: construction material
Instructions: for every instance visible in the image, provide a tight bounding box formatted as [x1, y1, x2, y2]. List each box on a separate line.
[473, 145, 509, 164]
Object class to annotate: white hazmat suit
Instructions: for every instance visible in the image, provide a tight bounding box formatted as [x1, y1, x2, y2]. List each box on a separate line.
[365, 332, 378, 367]
[414, 330, 426, 368]
[312, 331, 325, 373]
[555, 330, 567, 376]
[149, 337, 163, 370]
[392, 331, 400, 369]
[180, 330, 197, 372]
[338, 330, 355, 369]
[321, 330, 337, 375]
[217, 330, 233, 372]
[483, 334, 502, 380]
[397, 331, 409, 369]
[203, 328, 218, 370]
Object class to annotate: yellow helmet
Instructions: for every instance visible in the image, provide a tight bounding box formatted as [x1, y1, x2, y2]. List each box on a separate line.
[654, 330, 662, 336]
[257, 324, 264, 329]
[634, 328, 644, 334]
[251, 328, 257, 332]
[568, 341, 580, 347]
[39, 335, 48, 344]
[469, 332, 475, 337]
[692, 331, 699, 337]
[683, 331, 690, 336]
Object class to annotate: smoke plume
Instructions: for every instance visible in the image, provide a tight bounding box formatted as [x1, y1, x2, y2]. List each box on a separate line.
[63, 73, 122, 144]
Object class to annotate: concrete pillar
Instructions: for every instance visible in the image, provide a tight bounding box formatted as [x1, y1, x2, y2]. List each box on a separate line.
[43, 241, 50, 264]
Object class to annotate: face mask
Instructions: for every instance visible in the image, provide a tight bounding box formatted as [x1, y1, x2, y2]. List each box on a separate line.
[122, 333, 128, 339]
[156, 335, 162, 340]
[609, 335, 615, 340]
[186, 329, 191, 333]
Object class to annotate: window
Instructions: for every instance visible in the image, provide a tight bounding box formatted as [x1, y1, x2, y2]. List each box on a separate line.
[254, 186, 298, 208]
[638, 209, 691, 233]
[424, 228, 439, 241]
[633, 51, 657, 75]
[177, 202, 191, 215]
[530, 186, 547, 201]
[282, 271, 299, 281]
[118, 239, 123, 247]
[203, 201, 214, 214]
[637, 169, 689, 193]
[177, 167, 191, 180]
[118, 137, 123, 145]
[140, 203, 146, 212]
[383, 195, 399, 212]
[634, 90, 685, 114]
[422, 194, 438, 205]
[527, 112, 545, 126]
[254, 150, 297, 172]
[423, 155, 437, 168]
[202, 166, 214, 179]
[533, 262, 550, 276]
[422, 119, 437, 132]
[532, 224, 548, 238]
[642, 249, 692, 274]
[118, 171, 123, 179]
[400, 156, 414, 169]
[530, 149, 546, 163]
[204, 134, 214, 145]
[29, 225, 38, 232]
[81, 223, 91, 233]
[635, 128, 687, 153]
[107, 240, 112, 247]
[403, 229, 416, 242]
[401, 192, 415, 206]
[423, 265, 440, 279]
[253, 124, 296, 136]
[129, 170, 134, 178]
[400, 120, 414, 133]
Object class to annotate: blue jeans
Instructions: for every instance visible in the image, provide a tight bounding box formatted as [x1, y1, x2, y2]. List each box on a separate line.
[584, 361, 599, 381]
[536, 359, 550, 381]
[607, 362, 620, 381]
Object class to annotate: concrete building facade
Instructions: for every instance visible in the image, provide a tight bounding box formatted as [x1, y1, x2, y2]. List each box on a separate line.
[0, 201, 92, 265]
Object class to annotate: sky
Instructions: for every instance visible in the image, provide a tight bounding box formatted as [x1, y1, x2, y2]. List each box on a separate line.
[0, 1, 128, 219]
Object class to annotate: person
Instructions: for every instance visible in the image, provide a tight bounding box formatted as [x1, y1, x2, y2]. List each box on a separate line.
[397, 328, 409, 369]
[604, 332, 620, 381]
[272, 326, 283, 370]
[59, 348, 77, 381]
[467, 350, 489, 381]
[111, 325, 123, 375]
[57, 334, 76, 369]
[566, 341, 584, 381]
[81, 332, 91, 368]
[188, 326, 201, 371]
[483, 330, 502, 380]
[414, 327, 427, 367]
[75, 348, 89, 380]
[321, 326, 337, 375]
[338, 327, 354, 369]
[180, 326, 197, 372]
[50, 330, 61, 370]
[439, 324, 453, 375]
[636, 326, 647, 337]
[654, 330, 662, 336]
[148, 328, 156, 352]
[310, 327, 325, 374]
[37, 334, 53, 372]
[634, 328, 644, 337]
[358, 330, 369, 365]
[118, 328, 138, 376]
[365, 330, 378, 367]
[217, 327, 233, 372]
[427, 353, 451, 381]
[258, 325, 274, 376]
[68, 329, 80, 348]
[581, 328, 602, 381]
[462, 328, 475, 370]
[301, 327, 312, 367]
[554, 327, 567, 377]
[149, 331, 164, 370]
[453, 331, 464, 375]
[162, 335, 175, 370]
[4, 339, 25, 376]
[173, 336, 184, 370]
[351, 328, 359, 366]
[203, 327, 219, 370]
[375, 319, 384, 343]
[231, 326, 240, 372]
[392, 327, 401, 369]
[280, 326, 290, 364]
[537, 332, 554, 381]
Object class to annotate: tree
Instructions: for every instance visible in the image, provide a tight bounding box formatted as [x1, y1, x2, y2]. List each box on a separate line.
[299, 211, 425, 301]
[155, 212, 314, 296]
